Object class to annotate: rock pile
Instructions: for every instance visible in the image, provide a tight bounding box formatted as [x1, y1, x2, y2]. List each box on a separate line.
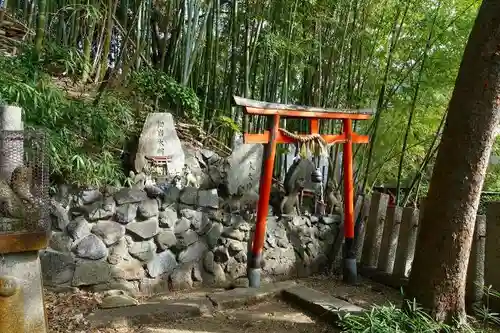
[41, 186, 342, 295]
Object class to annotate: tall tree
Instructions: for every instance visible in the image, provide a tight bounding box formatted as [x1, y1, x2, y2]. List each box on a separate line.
[406, 0, 500, 324]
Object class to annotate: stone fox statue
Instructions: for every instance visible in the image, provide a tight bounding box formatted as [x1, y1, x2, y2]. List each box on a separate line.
[326, 179, 342, 215]
[279, 177, 306, 216]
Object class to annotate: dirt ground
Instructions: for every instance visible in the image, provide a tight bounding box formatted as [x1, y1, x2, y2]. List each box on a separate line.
[45, 275, 401, 333]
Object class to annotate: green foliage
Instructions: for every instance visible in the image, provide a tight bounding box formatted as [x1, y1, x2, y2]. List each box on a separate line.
[338, 287, 500, 333]
[338, 300, 456, 333]
[40, 41, 85, 76]
[0, 45, 198, 188]
[130, 68, 200, 120]
[338, 299, 489, 333]
[216, 115, 241, 133]
[0, 49, 132, 187]
[473, 285, 500, 329]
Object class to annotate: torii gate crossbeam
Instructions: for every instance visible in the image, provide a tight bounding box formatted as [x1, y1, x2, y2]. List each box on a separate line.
[233, 96, 373, 287]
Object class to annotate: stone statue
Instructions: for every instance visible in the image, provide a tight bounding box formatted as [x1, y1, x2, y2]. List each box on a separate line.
[326, 180, 342, 215]
[171, 173, 183, 190]
[183, 164, 198, 188]
[129, 164, 156, 190]
[280, 177, 305, 216]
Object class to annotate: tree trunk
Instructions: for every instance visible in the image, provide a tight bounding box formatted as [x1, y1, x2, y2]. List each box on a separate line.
[406, 0, 500, 324]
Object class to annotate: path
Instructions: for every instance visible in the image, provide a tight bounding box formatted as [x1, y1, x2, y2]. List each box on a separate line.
[136, 299, 334, 333]
[46, 275, 400, 333]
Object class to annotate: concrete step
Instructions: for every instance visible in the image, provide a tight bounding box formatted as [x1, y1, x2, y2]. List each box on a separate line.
[282, 285, 365, 322]
[89, 280, 298, 329]
[207, 280, 297, 309]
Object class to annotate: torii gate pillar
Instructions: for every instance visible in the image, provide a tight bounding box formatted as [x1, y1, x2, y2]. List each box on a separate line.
[233, 96, 373, 287]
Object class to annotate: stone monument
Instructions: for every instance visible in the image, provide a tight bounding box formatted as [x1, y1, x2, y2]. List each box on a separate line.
[134, 112, 185, 176]
[226, 140, 263, 196]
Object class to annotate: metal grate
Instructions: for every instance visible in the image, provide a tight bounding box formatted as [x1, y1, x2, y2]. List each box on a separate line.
[0, 130, 49, 234]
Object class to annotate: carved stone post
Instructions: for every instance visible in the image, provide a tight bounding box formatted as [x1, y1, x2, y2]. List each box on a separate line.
[393, 207, 419, 278]
[466, 215, 486, 309]
[354, 196, 370, 263]
[378, 206, 403, 274]
[361, 192, 389, 268]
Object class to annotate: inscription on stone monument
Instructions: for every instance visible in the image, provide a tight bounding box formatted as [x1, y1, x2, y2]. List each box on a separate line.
[156, 120, 165, 156]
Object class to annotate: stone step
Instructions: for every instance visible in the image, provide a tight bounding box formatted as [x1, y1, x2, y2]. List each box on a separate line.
[89, 280, 298, 329]
[282, 285, 364, 322]
[88, 297, 213, 329]
[207, 280, 297, 309]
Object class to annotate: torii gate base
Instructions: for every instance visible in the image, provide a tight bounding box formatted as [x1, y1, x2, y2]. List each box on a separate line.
[233, 96, 373, 287]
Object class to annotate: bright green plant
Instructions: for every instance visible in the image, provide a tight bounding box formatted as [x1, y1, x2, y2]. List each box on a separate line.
[338, 299, 458, 333]
[129, 68, 200, 120]
[473, 285, 500, 328]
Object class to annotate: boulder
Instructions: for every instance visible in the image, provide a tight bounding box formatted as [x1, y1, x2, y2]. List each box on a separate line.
[49, 232, 73, 253]
[114, 188, 148, 205]
[72, 260, 112, 286]
[179, 187, 198, 206]
[126, 218, 159, 239]
[40, 250, 75, 286]
[92, 221, 125, 246]
[205, 223, 223, 249]
[197, 189, 219, 208]
[173, 217, 191, 235]
[138, 199, 159, 219]
[100, 291, 138, 309]
[178, 241, 208, 263]
[115, 203, 139, 224]
[159, 208, 177, 228]
[66, 216, 91, 240]
[72, 234, 108, 260]
[129, 240, 157, 262]
[146, 250, 178, 278]
[156, 231, 177, 250]
[108, 238, 128, 265]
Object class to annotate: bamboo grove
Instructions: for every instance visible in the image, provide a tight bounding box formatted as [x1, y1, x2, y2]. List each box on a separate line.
[0, 0, 491, 200]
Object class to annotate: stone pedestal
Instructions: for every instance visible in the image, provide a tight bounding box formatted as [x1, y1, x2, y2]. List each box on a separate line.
[0, 253, 47, 332]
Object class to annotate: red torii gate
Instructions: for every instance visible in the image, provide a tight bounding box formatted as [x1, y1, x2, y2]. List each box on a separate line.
[233, 96, 373, 287]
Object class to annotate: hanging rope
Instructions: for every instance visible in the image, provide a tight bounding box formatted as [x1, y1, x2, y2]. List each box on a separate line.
[278, 128, 329, 158]
[279, 128, 327, 145]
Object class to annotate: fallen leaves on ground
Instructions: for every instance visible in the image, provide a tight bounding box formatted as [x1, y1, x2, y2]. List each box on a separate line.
[45, 288, 103, 333]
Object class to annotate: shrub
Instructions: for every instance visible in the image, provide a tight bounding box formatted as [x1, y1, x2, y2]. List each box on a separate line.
[129, 68, 200, 121]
